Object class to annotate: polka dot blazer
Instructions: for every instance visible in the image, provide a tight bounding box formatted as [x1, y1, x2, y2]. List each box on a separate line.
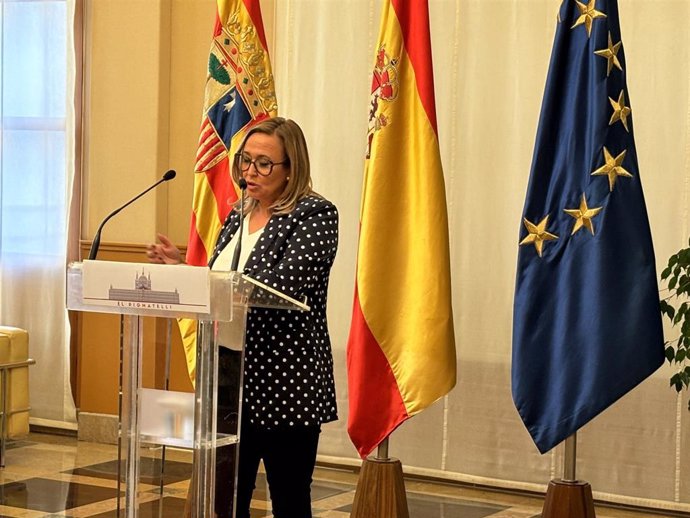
[209, 195, 339, 429]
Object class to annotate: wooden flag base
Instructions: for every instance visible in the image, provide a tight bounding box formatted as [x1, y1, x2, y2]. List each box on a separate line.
[350, 457, 410, 518]
[542, 479, 596, 518]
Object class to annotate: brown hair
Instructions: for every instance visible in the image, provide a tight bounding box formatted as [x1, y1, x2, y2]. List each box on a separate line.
[232, 117, 317, 215]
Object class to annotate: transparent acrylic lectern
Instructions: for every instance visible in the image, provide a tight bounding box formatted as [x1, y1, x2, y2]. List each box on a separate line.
[66, 262, 309, 518]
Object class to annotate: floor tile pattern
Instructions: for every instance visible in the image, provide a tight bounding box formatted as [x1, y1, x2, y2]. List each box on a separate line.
[0, 433, 681, 518]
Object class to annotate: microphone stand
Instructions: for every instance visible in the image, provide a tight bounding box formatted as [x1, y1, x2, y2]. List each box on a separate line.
[230, 179, 248, 272]
[88, 170, 176, 260]
[96, 170, 173, 518]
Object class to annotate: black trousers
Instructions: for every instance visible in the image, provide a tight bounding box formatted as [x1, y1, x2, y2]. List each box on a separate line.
[215, 348, 242, 518]
[235, 421, 321, 518]
[215, 348, 321, 518]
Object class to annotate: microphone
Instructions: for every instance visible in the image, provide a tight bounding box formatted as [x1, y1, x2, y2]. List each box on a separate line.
[88, 170, 177, 260]
[230, 178, 248, 272]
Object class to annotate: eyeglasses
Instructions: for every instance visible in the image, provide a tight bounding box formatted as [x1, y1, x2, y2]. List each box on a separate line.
[234, 153, 289, 177]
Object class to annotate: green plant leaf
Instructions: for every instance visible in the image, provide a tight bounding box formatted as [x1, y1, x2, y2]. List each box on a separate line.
[680, 371, 690, 388]
[668, 304, 677, 320]
[660, 300, 673, 319]
[682, 319, 690, 336]
[671, 373, 683, 392]
[678, 273, 688, 290]
[680, 249, 690, 265]
[682, 338, 690, 351]
[674, 309, 684, 325]
[678, 277, 690, 296]
[661, 243, 690, 406]
[666, 346, 676, 363]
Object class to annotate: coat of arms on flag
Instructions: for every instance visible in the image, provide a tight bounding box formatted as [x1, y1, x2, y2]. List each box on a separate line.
[181, 0, 277, 382]
[366, 46, 399, 158]
[196, 11, 277, 176]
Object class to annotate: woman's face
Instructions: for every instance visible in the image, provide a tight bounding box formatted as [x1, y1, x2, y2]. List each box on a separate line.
[240, 132, 289, 208]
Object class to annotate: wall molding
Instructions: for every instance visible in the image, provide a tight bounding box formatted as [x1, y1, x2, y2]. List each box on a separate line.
[78, 240, 188, 257]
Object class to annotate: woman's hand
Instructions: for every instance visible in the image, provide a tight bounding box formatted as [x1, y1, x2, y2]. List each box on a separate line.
[146, 233, 183, 265]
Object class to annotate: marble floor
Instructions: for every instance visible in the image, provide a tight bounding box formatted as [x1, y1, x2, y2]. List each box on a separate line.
[0, 432, 682, 518]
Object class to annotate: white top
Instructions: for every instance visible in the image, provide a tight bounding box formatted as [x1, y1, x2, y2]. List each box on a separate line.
[211, 214, 265, 350]
[211, 214, 264, 272]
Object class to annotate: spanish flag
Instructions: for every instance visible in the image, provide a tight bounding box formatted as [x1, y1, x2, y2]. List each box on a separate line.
[347, 0, 456, 458]
[180, 0, 277, 381]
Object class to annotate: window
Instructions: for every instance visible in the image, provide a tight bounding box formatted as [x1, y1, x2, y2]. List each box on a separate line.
[0, 0, 76, 426]
[1, 0, 67, 261]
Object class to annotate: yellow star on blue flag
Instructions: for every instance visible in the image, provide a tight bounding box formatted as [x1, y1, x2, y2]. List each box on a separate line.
[512, 0, 663, 454]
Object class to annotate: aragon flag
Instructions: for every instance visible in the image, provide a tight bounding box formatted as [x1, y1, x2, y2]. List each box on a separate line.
[179, 0, 277, 381]
[512, 0, 664, 454]
[346, 0, 456, 459]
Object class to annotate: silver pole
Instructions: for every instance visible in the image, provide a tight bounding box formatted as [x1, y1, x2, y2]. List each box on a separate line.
[563, 432, 577, 482]
[158, 318, 173, 517]
[116, 315, 124, 518]
[376, 437, 390, 461]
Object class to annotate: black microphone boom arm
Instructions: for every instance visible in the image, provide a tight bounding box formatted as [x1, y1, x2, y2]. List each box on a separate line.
[230, 178, 248, 272]
[88, 170, 176, 260]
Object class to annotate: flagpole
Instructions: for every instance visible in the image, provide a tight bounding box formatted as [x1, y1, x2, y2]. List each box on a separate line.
[563, 433, 576, 482]
[376, 438, 389, 460]
[350, 435, 409, 518]
[541, 432, 595, 518]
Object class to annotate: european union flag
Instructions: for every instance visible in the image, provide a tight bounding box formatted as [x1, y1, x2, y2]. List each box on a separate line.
[512, 0, 664, 454]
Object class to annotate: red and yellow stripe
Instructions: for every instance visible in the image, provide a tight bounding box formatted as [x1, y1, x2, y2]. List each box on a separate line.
[347, 0, 456, 458]
[180, 0, 277, 382]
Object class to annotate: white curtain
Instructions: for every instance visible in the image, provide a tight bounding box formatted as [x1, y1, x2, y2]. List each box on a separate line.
[0, 0, 76, 426]
[263, 0, 690, 511]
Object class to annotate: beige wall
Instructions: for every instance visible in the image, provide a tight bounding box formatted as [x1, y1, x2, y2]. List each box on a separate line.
[82, 0, 216, 247]
[167, 0, 218, 242]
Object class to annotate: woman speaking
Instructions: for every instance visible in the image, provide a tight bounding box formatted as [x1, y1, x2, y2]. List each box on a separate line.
[147, 117, 339, 518]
